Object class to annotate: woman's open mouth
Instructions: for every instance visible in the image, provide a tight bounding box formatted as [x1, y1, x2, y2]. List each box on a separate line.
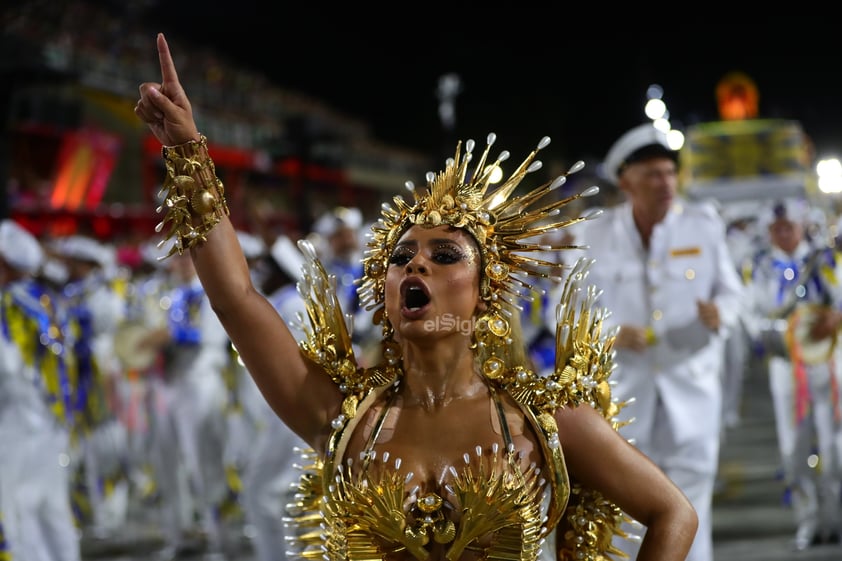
[400, 279, 431, 317]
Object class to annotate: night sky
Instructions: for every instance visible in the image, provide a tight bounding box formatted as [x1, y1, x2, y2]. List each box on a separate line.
[139, 4, 842, 166]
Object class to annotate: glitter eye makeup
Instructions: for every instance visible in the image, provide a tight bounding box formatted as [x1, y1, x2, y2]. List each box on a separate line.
[431, 243, 464, 265]
[388, 245, 415, 266]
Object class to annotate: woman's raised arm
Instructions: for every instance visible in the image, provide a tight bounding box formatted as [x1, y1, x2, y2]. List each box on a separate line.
[134, 33, 343, 448]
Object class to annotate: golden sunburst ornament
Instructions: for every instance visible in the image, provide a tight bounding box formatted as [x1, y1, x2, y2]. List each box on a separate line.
[358, 133, 601, 320]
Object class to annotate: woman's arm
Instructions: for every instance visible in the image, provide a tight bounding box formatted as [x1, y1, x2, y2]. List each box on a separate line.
[556, 404, 698, 561]
[134, 33, 343, 448]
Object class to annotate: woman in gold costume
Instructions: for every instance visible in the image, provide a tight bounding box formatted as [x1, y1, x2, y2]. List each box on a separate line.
[134, 34, 697, 561]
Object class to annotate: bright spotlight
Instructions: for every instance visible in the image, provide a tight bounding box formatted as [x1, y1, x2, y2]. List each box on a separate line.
[666, 129, 685, 151]
[645, 98, 667, 121]
[653, 118, 671, 133]
[817, 157, 842, 194]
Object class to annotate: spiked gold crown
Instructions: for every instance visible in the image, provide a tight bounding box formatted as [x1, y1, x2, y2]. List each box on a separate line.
[358, 133, 600, 320]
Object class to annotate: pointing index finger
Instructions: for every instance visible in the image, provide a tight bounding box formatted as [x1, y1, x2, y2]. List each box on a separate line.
[157, 33, 180, 87]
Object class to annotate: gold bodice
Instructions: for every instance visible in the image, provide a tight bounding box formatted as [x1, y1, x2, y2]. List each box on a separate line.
[285, 374, 564, 561]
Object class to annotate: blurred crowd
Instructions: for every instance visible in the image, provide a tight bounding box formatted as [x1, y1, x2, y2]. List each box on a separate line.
[3, 0, 345, 149]
[0, 206, 381, 560]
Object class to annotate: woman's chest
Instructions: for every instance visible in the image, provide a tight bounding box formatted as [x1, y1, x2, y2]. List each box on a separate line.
[343, 394, 541, 490]
[323, 394, 550, 561]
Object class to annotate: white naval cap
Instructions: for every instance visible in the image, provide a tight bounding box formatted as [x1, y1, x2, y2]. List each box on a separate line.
[603, 123, 678, 184]
[313, 206, 363, 238]
[52, 234, 107, 267]
[0, 219, 44, 275]
[270, 235, 306, 281]
[40, 257, 69, 285]
[237, 230, 267, 260]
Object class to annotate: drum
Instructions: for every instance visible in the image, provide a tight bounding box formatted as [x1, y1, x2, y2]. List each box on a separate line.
[114, 322, 159, 371]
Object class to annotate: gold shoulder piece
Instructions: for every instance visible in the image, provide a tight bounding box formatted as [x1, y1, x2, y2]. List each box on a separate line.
[551, 258, 619, 415]
[294, 239, 370, 394]
[551, 258, 632, 560]
[493, 258, 623, 426]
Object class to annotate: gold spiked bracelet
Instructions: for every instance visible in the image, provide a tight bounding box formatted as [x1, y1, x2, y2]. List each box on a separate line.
[155, 134, 229, 258]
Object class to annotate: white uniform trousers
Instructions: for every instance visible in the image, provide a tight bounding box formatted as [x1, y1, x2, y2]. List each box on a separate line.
[612, 395, 718, 561]
[240, 371, 308, 561]
[0, 426, 80, 561]
[768, 355, 842, 539]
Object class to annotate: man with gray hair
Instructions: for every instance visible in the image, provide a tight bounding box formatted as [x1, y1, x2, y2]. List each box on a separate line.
[573, 123, 744, 561]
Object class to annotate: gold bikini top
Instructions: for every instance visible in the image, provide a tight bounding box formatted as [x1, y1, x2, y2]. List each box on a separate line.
[284, 369, 550, 561]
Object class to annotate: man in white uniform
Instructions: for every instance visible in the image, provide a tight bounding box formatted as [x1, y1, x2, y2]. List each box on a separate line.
[52, 234, 128, 540]
[141, 249, 229, 557]
[743, 200, 842, 549]
[572, 124, 744, 561]
[0, 220, 81, 561]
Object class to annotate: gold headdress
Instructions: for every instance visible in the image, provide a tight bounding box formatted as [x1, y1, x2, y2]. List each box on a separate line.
[359, 133, 598, 312]
[359, 133, 601, 376]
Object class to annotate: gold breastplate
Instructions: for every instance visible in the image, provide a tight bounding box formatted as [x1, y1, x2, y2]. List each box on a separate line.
[328, 444, 545, 561]
[285, 369, 568, 561]
[343, 385, 547, 561]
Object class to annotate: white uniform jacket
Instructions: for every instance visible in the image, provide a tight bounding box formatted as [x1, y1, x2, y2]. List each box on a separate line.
[576, 199, 744, 451]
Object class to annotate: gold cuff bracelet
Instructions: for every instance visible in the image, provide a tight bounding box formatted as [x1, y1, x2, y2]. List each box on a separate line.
[155, 134, 229, 258]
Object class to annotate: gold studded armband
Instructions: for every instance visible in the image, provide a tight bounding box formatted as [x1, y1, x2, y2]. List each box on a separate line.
[156, 134, 229, 258]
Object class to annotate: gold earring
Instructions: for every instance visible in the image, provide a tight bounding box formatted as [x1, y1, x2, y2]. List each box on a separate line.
[381, 312, 402, 366]
[473, 307, 510, 379]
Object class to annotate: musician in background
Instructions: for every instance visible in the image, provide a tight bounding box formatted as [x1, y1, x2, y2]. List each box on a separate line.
[52, 234, 129, 539]
[0, 220, 81, 561]
[744, 199, 842, 550]
[116, 238, 173, 509]
[137, 248, 230, 557]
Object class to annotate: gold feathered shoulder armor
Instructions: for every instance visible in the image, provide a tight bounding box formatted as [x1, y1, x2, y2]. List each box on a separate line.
[294, 239, 398, 402]
[496, 257, 634, 560]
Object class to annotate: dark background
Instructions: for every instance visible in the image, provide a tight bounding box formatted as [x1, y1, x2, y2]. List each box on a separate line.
[136, 3, 842, 166]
